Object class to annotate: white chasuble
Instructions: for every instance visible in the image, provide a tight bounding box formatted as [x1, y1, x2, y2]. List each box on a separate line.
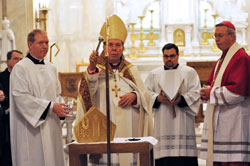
[145, 64, 201, 159]
[81, 65, 153, 166]
[10, 58, 65, 166]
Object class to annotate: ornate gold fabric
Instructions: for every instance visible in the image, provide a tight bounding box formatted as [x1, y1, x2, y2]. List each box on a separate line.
[74, 106, 116, 143]
[100, 14, 127, 43]
[78, 51, 135, 114]
[78, 72, 93, 113]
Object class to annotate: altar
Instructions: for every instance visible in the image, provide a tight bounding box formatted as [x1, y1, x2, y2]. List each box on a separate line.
[68, 138, 155, 166]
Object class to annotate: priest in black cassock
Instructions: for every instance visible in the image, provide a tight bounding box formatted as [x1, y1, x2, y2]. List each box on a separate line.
[0, 50, 23, 166]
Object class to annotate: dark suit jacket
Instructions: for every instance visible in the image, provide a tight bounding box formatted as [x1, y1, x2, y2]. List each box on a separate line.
[0, 68, 10, 111]
[0, 82, 5, 155]
[0, 69, 12, 165]
[0, 68, 11, 145]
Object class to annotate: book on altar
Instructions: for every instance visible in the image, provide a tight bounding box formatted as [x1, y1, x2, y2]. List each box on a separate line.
[158, 69, 184, 102]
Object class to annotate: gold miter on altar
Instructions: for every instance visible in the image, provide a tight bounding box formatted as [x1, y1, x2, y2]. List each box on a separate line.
[100, 14, 127, 43]
[74, 106, 116, 143]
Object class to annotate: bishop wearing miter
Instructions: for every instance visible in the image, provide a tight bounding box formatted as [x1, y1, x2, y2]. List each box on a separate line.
[75, 14, 153, 166]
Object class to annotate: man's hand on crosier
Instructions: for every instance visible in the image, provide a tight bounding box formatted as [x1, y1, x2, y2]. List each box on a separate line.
[53, 102, 68, 117]
[0, 90, 5, 101]
[118, 92, 137, 108]
[88, 50, 98, 71]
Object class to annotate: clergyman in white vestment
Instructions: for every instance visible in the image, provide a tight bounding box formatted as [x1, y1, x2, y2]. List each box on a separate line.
[76, 14, 153, 166]
[145, 43, 200, 166]
[10, 29, 67, 166]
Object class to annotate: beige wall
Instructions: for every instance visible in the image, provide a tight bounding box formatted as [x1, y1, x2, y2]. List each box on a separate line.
[4, 0, 34, 54]
[2, 0, 250, 59]
[0, 2, 2, 20]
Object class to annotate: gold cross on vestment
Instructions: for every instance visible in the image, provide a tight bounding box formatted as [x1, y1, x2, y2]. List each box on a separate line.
[112, 84, 120, 97]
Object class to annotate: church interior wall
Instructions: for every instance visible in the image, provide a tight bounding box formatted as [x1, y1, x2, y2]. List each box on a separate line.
[1, 0, 250, 72]
[47, 0, 115, 73]
[4, 0, 33, 55]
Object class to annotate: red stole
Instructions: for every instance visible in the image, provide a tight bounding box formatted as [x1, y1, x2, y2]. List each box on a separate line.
[207, 48, 250, 96]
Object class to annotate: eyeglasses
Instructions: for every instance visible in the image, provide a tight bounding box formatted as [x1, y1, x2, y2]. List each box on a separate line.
[163, 54, 177, 58]
[11, 57, 23, 61]
[213, 33, 232, 39]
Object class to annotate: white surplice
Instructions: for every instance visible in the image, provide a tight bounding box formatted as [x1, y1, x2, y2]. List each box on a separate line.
[10, 58, 65, 166]
[76, 65, 153, 166]
[145, 64, 201, 159]
[200, 88, 250, 162]
[158, 69, 184, 101]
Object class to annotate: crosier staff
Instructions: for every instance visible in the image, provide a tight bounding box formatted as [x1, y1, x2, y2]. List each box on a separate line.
[105, 16, 111, 166]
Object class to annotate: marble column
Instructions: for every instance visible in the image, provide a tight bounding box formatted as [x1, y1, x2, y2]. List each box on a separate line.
[184, 25, 193, 54]
[242, 29, 247, 46]
[246, 0, 250, 49]
[190, 0, 200, 56]
[166, 26, 174, 43]
[2, 0, 7, 19]
[159, 0, 167, 45]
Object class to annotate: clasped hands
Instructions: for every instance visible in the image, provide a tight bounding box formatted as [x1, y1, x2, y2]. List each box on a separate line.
[157, 91, 181, 106]
[200, 85, 210, 101]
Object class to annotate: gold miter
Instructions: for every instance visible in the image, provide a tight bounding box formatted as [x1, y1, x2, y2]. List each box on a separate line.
[100, 14, 127, 43]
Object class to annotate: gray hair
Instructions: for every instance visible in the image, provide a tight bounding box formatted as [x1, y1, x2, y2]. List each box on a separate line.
[215, 24, 236, 40]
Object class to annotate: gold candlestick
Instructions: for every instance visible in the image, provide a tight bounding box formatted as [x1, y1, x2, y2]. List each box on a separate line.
[211, 13, 220, 52]
[147, 10, 159, 46]
[201, 9, 209, 45]
[128, 23, 138, 60]
[138, 16, 146, 53]
[35, 3, 49, 32]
